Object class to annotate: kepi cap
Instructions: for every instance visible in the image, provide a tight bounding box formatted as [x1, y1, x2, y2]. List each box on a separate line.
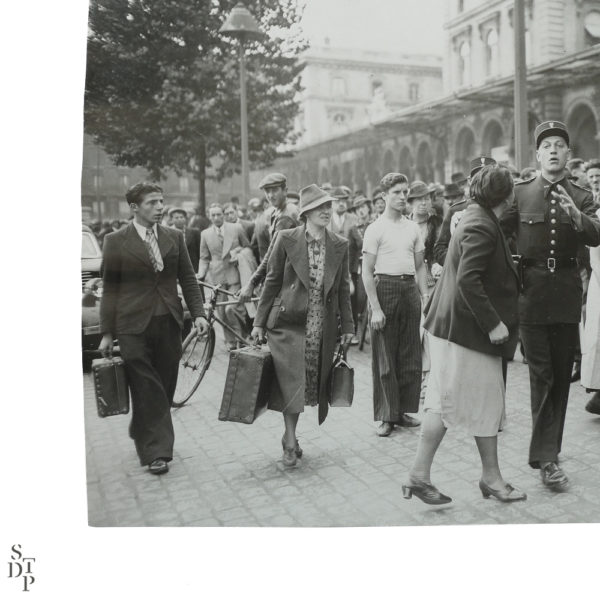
[535, 120, 569, 148]
[258, 172, 287, 189]
[298, 184, 334, 217]
[470, 156, 497, 178]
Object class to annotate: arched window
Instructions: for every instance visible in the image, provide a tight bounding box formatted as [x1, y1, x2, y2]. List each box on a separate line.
[485, 28, 499, 76]
[459, 41, 471, 86]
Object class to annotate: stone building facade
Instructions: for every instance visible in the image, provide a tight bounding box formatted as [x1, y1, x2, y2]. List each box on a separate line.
[252, 0, 600, 196]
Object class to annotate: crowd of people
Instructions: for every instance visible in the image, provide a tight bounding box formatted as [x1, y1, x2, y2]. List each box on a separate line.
[95, 120, 600, 507]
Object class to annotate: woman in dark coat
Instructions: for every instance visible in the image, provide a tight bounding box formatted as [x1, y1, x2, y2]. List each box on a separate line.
[403, 165, 526, 504]
[252, 184, 354, 467]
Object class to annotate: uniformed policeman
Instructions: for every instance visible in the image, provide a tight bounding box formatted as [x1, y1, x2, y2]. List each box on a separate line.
[433, 156, 497, 265]
[500, 120, 600, 491]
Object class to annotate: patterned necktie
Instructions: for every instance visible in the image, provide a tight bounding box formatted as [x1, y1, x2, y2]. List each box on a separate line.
[145, 228, 164, 272]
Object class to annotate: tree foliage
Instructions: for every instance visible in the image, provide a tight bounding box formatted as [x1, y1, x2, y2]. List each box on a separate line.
[85, 0, 307, 188]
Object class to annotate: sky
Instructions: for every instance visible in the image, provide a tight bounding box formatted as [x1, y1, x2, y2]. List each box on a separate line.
[300, 0, 447, 55]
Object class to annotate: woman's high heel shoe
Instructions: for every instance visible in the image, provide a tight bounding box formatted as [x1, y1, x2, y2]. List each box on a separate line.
[479, 480, 527, 502]
[281, 436, 303, 458]
[402, 476, 452, 505]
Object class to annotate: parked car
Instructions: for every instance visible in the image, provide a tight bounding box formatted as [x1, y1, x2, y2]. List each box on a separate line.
[81, 225, 105, 370]
[81, 225, 194, 370]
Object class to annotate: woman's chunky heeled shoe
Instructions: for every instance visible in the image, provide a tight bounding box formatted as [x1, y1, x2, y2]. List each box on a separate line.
[479, 480, 527, 502]
[282, 447, 297, 467]
[281, 436, 302, 458]
[402, 477, 452, 505]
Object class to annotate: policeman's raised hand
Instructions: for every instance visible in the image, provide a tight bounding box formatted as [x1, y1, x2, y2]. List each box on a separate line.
[99, 333, 114, 358]
[194, 316, 210, 335]
[553, 185, 578, 218]
[488, 321, 509, 345]
[370, 308, 386, 331]
[251, 326, 266, 344]
[236, 282, 254, 304]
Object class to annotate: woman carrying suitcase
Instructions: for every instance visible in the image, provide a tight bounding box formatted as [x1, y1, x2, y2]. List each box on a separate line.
[251, 184, 354, 466]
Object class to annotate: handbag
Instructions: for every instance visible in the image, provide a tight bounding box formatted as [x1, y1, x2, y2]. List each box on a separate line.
[329, 343, 354, 407]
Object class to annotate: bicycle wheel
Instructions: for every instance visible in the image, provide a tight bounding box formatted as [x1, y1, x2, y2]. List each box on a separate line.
[172, 326, 216, 408]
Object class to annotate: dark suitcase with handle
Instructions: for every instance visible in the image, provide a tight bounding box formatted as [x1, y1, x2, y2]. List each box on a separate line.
[92, 357, 130, 418]
[219, 346, 273, 424]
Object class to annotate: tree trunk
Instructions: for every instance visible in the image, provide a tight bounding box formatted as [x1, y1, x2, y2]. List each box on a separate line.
[197, 140, 206, 214]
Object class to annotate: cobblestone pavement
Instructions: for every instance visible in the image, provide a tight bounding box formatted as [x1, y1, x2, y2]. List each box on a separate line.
[85, 338, 600, 527]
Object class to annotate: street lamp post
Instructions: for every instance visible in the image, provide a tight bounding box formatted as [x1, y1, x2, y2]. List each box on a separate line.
[513, 0, 528, 170]
[219, 3, 263, 203]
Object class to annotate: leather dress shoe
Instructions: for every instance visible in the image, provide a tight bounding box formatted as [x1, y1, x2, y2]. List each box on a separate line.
[540, 462, 569, 491]
[402, 476, 452, 505]
[397, 414, 421, 427]
[585, 392, 600, 415]
[479, 480, 527, 502]
[377, 422, 394, 437]
[149, 458, 169, 475]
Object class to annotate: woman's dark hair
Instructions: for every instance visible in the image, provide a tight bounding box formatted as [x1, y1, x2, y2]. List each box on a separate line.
[470, 165, 514, 209]
[379, 172, 408, 193]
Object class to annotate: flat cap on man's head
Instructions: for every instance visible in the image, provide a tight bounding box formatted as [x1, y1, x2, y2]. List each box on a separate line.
[331, 185, 351, 200]
[258, 172, 287, 189]
[451, 172, 468, 184]
[168, 206, 187, 217]
[443, 183, 463, 198]
[535, 120, 570, 148]
[470, 156, 497, 178]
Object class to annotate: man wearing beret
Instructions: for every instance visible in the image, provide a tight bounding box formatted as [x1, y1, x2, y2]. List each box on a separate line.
[237, 173, 300, 302]
[434, 156, 497, 265]
[169, 207, 201, 272]
[500, 121, 600, 491]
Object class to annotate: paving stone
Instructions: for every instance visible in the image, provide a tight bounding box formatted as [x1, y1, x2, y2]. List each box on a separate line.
[84, 343, 600, 527]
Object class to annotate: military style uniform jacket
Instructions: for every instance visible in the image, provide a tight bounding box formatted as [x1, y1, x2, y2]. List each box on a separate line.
[500, 174, 600, 324]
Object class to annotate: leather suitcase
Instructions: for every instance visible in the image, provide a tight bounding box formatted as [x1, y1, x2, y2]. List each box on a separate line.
[219, 346, 273, 424]
[92, 357, 130, 418]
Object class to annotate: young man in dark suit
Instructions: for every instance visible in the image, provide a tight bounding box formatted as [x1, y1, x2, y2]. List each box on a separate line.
[99, 182, 208, 475]
[169, 207, 201, 272]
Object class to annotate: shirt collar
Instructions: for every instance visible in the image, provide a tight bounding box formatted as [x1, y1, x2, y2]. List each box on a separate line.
[305, 227, 325, 244]
[133, 220, 158, 240]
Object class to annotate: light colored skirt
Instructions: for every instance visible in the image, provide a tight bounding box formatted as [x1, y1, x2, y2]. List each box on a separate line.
[424, 333, 505, 436]
[581, 268, 600, 390]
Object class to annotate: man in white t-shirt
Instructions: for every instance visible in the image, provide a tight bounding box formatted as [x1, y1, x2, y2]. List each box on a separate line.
[362, 173, 429, 437]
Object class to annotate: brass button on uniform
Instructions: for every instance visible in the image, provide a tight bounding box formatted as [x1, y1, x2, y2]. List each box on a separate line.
[550, 240, 556, 245]
[529, 219, 533, 224]
[551, 199, 557, 205]
[550, 249, 555, 255]
[550, 209, 556, 215]
[551, 218, 557, 224]
[551, 229, 556, 235]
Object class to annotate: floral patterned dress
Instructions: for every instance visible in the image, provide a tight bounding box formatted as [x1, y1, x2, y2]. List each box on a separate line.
[304, 234, 326, 405]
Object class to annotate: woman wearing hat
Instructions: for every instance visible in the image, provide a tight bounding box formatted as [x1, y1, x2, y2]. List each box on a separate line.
[404, 165, 526, 504]
[252, 184, 354, 466]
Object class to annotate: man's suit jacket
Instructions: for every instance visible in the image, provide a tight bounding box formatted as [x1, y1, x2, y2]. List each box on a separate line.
[198, 222, 250, 285]
[425, 204, 520, 359]
[100, 223, 204, 335]
[182, 227, 201, 272]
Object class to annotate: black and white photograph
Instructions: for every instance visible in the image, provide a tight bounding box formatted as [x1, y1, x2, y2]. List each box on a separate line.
[4, 0, 600, 596]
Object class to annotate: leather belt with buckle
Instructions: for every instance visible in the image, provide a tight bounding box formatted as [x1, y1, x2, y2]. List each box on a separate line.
[522, 257, 577, 272]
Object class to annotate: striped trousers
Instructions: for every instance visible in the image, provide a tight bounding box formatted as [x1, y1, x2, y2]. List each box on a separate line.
[371, 275, 422, 422]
